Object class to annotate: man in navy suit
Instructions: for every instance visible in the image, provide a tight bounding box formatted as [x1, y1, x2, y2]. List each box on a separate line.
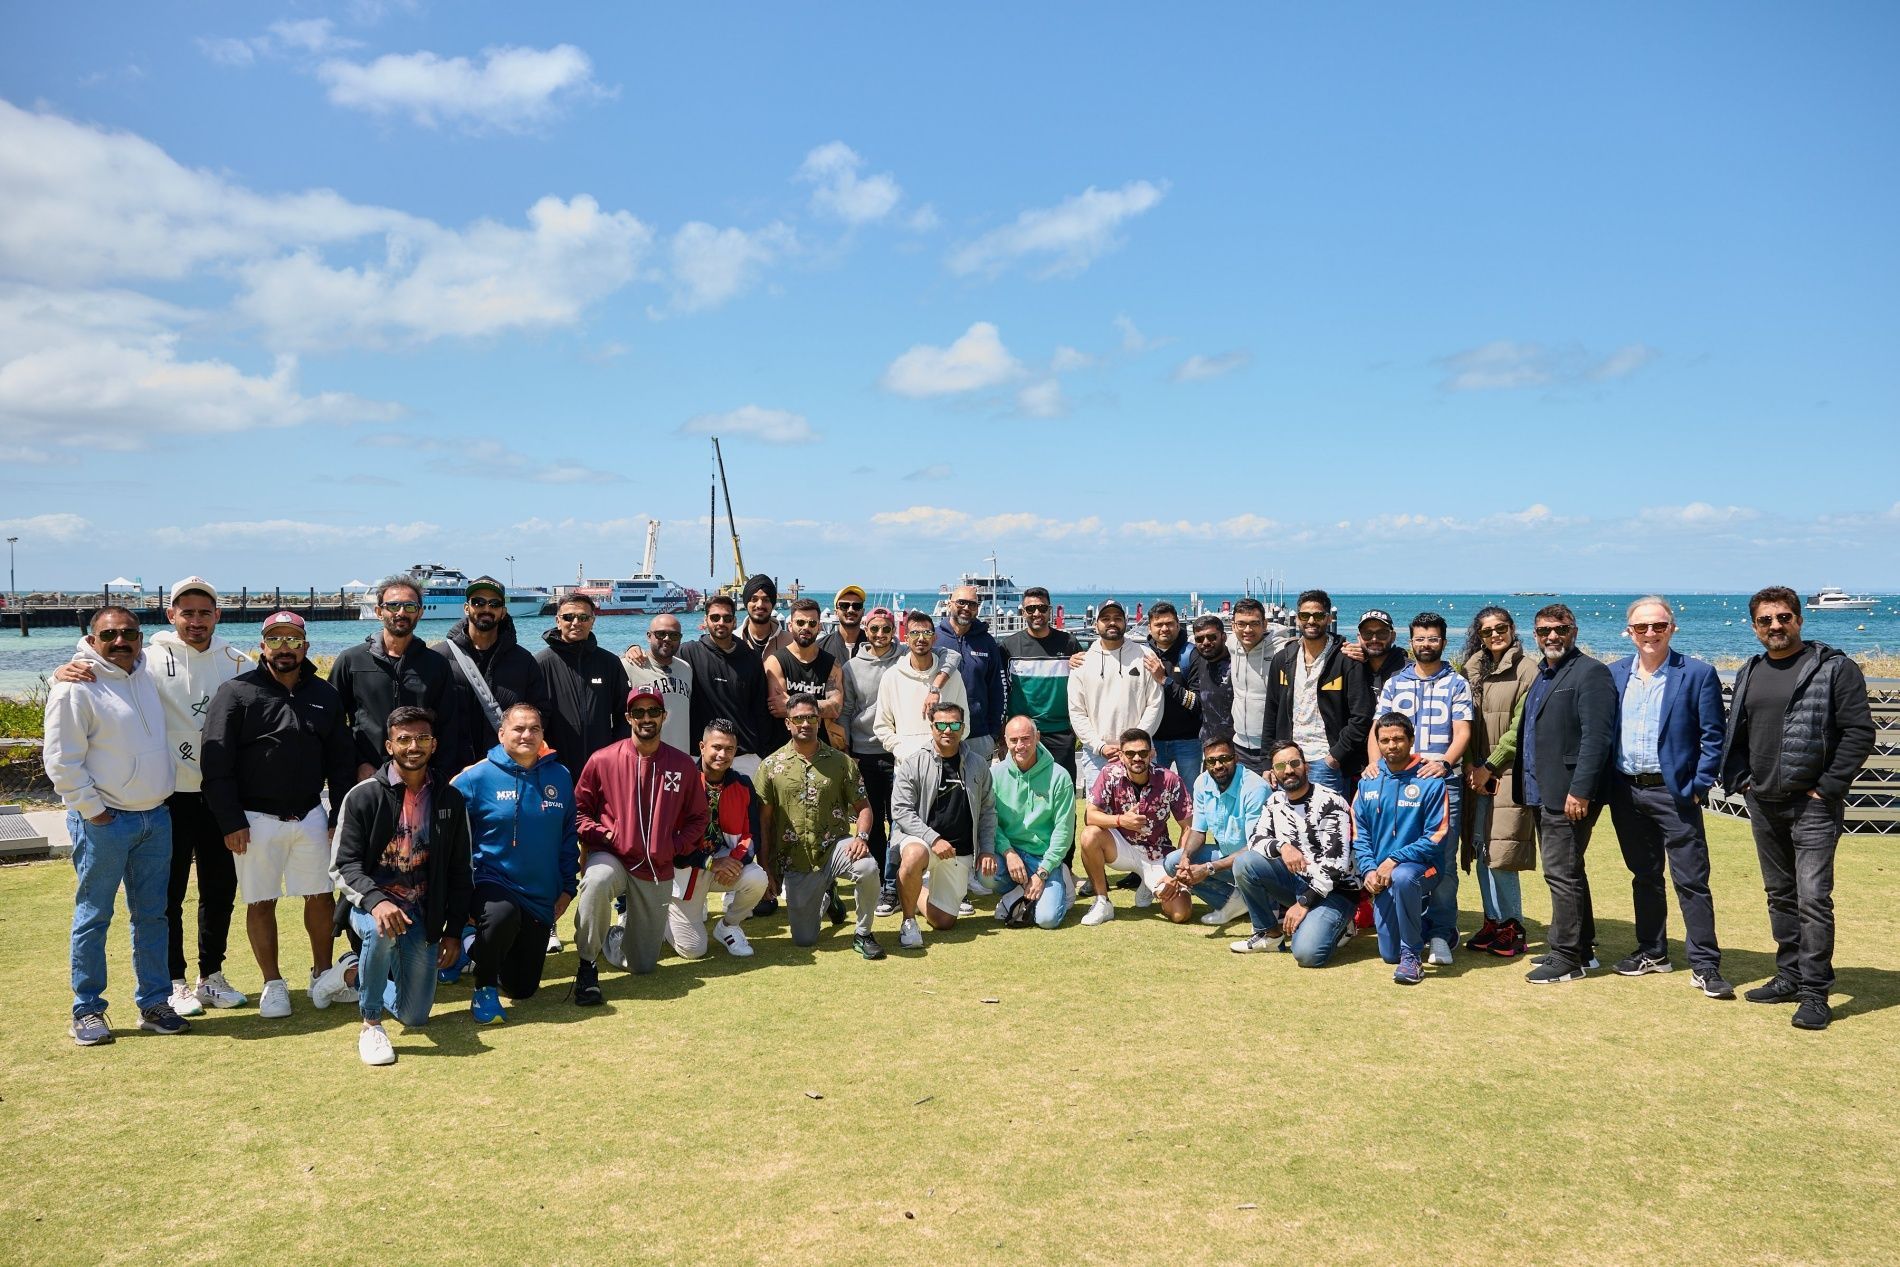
[1607, 597, 1732, 999]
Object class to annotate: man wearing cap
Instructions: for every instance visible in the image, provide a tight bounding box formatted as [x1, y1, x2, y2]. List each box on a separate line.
[536, 592, 631, 778]
[624, 612, 695, 754]
[740, 574, 791, 656]
[1343, 609, 1411, 701]
[1068, 600, 1164, 793]
[53, 577, 253, 1016]
[820, 585, 869, 669]
[936, 584, 1008, 763]
[665, 719, 767, 960]
[434, 575, 549, 770]
[330, 573, 462, 780]
[570, 685, 709, 1002]
[201, 611, 361, 1019]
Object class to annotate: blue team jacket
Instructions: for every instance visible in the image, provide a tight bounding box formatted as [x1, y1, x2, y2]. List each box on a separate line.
[452, 745, 580, 925]
[1351, 756, 1449, 877]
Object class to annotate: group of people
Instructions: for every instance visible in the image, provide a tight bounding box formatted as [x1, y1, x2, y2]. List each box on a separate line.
[43, 570, 1872, 1065]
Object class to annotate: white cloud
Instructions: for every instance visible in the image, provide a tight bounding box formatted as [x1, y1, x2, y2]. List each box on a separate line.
[905, 463, 952, 481]
[881, 322, 1025, 397]
[796, 142, 902, 225]
[948, 180, 1167, 280]
[663, 221, 795, 313]
[1437, 339, 1660, 392]
[906, 205, 941, 233]
[359, 433, 623, 484]
[1115, 315, 1169, 354]
[318, 44, 606, 132]
[1591, 343, 1660, 381]
[679, 405, 817, 445]
[1016, 379, 1067, 419]
[1171, 350, 1251, 383]
[1639, 502, 1759, 527]
[1123, 514, 1281, 541]
[152, 519, 440, 549]
[1050, 346, 1094, 373]
[0, 512, 92, 543]
[270, 19, 359, 55]
[870, 505, 1102, 542]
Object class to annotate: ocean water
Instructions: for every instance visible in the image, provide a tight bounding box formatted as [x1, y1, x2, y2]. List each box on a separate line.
[4, 590, 1895, 695]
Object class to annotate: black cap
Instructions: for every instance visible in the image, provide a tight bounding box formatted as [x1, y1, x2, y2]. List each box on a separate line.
[1357, 608, 1394, 631]
[466, 575, 506, 600]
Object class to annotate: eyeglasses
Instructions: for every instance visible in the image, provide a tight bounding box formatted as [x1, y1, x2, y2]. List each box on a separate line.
[787, 713, 821, 725]
[1628, 622, 1671, 635]
[261, 636, 307, 649]
[1120, 748, 1152, 761]
[381, 601, 421, 614]
[1753, 612, 1798, 627]
[390, 734, 436, 747]
[1479, 624, 1513, 637]
[628, 707, 665, 719]
[557, 613, 595, 623]
[94, 628, 141, 643]
[1534, 624, 1574, 637]
[467, 597, 505, 610]
[836, 601, 863, 611]
[1021, 604, 1050, 614]
[932, 721, 964, 733]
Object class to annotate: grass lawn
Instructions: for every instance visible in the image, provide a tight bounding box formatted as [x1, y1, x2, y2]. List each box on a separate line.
[2, 813, 1896, 1266]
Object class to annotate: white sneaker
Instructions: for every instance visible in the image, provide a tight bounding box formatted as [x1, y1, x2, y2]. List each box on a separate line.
[1231, 930, 1276, 953]
[713, 921, 754, 957]
[1200, 892, 1247, 926]
[1427, 937, 1454, 966]
[1132, 882, 1154, 909]
[1081, 896, 1117, 926]
[357, 1024, 396, 1067]
[602, 925, 628, 971]
[957, 900, 976, 917]
[311, 954, 360, 1009]
[168, 979, 206, 1018]
[546, 929, 562, 955]
[195, 971, 247, 1009]
[898, 917, 924, 949]
[259, 978, 292, 1019]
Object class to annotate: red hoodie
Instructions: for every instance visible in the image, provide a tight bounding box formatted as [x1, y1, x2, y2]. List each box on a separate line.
[574, 738, 709, 880]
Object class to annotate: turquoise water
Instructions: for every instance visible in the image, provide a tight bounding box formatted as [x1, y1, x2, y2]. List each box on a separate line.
[5, 590, 1895, 694]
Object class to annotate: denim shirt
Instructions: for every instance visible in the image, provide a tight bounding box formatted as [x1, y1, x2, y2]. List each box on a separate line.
[1617, 661, 1668, 775]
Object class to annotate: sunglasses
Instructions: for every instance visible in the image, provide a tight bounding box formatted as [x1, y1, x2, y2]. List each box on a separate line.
[1120, 748, 1152, 761]
[907, 628, 933, 637]
[951, 599, 979, 607]
[1192, 631, 1223, 643]
[788, 713, 821, 725]
[261, 636, 307, 649]
[836, 601, 863, 611]
[1021, 604, 1050, 614]
[467, 597, 506, 610]
[866, 625, 894, 636]
[1205, 755, 1236, 767]
[1754, 612, 1798, 627]
[94, 628, 141, 643]
[628, 707, 665, 719]
[706, 612, 735, 623]
[558, 612, 595, 623]
[1534, 624, 1574, 637]
[1270, 759, 1305, 772]
[1479, 624, 1513, 637]
[791, 620, 819, 630]
[932, 720, 964, 733]
[1628, 621, 1671, 635]
[381, 602, 421, 614]
[1296, 612, 1329, 624]
[649, 630, 680, 640]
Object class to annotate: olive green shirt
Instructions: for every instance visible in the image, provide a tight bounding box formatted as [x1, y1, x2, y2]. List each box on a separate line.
[756, 741, 868, 874]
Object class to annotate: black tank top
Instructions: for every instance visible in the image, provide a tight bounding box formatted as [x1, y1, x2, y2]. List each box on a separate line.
[774, 646, 836, 706]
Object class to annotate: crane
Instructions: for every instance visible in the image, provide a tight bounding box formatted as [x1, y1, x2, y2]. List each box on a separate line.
[709, 437, 748, 600]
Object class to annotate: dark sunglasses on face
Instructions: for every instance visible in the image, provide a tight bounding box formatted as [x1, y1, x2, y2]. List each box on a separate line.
[94, 628, 141, 643]
[628, 707, 665, 719]
[1628, 622, 1671, 634]
[650, 630, 680, 640]
[1479, 624, 1512, 637]
[836, 601, 863, 611]
[558, 613, 595, 623]
[788, 713, 820, 725]
[1193, 631, 1222, 643]
[1754, 612, 1798, 627]
[1271, 758, 1305, 772]
[706, 613, 734, 623]
[932, 721, 964, 733]
[1535, 624, 1574, 637]
[792, 620, 819, 630]
[381, 601, 421, 614]
[1121, 748, 1152, 761]
[1205, 755, 1236, 767]
[1022, 603, 1050, 613]
[1296, 612, 1328, 624]
[261, 636, 306, 649]
[467, 597, 506, 610]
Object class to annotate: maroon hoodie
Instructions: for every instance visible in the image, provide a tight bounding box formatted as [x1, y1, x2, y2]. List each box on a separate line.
[574, 738, 709, 881]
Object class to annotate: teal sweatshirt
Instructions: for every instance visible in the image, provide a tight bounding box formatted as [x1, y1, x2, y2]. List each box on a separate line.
[991, 744, 1077, 874]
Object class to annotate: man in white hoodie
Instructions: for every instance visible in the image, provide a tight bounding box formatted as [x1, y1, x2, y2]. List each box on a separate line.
[874, 611, 968, 761]
[1067, 600, 1164, 792]
[54, 577, 251, 1017]
[43, 607, 187, 1046]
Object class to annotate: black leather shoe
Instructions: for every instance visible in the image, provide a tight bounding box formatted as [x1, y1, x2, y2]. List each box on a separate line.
[574, 959, 603, 1006]
[853, 933, 886, 961]
[1744, 975, 1800, 1004]
[1791, 997, 1832, 1030]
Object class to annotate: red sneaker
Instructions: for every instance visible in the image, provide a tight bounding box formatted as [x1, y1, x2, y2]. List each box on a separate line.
[1490, 919, 1527, 957]
[1467, 919, 1502, 953]
[1354, 897, 1375, 930]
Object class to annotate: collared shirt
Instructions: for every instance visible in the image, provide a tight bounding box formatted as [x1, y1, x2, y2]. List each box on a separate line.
[1521, 649, 1573, 807]
[756, 743, 867, 874]
[1618, 659, 1669, 775]
[1088, 762, 1190, 859]
[1190, 766, 1271, 857]
[1376, 661, 1474, 759]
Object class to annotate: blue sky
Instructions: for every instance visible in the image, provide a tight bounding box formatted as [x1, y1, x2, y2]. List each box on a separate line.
[2, 2, 1896, 595]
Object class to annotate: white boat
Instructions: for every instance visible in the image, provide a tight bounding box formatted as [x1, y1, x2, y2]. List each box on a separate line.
[1807, 586, 1879, 612]
[357, 564, 548, 620]
[932, 555, 1027, 635]
[562, 522, 697, 616]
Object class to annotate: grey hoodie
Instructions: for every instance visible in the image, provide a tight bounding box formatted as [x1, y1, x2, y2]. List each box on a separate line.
[43, 638, 175, 818]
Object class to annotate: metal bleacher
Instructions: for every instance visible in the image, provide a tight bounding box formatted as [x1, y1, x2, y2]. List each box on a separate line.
[1708, 678, 1900, 837]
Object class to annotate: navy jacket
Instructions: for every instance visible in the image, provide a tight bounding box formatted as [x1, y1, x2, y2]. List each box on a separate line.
[935, 616, 1007, 742]
[1513, 649, 1617, 808]
[1607, 649, 1725, 801]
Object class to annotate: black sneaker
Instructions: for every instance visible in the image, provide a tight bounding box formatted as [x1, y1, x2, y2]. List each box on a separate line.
[825, 883, 847, 928]
[574, 959, 604, 1007]
[1791, 997, 1832, 1030]
[1744, 975, 1800, 1004]
[1690, 968, 1736, 999]
[138, 1003, 192, 1035]
[853, 932, 887, 961]
[874, 884, 899, 918]
[69, 1011, 113, 1046]
[1114, 873, 1141, 891]
[1533, 951, 1600, 970]
[753, 894, 779, 918]
[1614, 953, 1673, 977]
[1526, 958, 1587, 984]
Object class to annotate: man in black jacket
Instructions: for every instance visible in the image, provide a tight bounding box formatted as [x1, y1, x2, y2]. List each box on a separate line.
[677, 593, 771, 778]
[1515, 603, 1617, 985]
[330, 705, 473, 1067]
[1264, 589, 1372, 797]
[1719, 586, 1874, 1030]
[535, 592, 630, 779]
[200, 612, 360, 1020]
[1169, 615, 1234, 748]
[1142, 602, 1204, 786]
[329, 574, 461, 780]
[434, 576, 548, 770]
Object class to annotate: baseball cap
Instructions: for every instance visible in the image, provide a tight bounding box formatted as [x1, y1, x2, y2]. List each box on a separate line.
[169, 576, 217, 605]
[1097, 598, 1126, 616]
[465, 575, 506, 600]
[1357, 608, 1395, 631]
[262, 611, 306, 633]
[626, 685, 666, 710]
[834, 584, 866, 605]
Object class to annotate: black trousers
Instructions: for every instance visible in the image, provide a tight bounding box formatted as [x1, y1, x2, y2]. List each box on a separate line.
[164, 791, 238, 981]
[1234, 743, 1268, 777]
[1039, 729, 1078, 781]
[470, 882, 554, 999]
[1745, 790, 1841, 998]
[1536, 802, 1602, 969]
[855, 749, 896, 869]
[1609, 776, 1721, 971]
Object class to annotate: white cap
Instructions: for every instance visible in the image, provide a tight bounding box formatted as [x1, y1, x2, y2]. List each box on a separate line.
[168, 576, 217, 605]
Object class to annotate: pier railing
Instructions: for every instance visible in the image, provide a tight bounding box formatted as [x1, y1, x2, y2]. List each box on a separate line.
[1708, 676, 1900, 838]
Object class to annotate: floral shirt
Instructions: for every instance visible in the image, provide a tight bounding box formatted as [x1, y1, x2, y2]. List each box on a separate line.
[756, 742, 867, 874]
[1087, 761, 1190, 859]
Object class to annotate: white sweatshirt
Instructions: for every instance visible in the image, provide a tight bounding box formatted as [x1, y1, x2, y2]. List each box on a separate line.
[1067, 640, 1164, 757]
[874, 650, 969, 760]
[146, 631, 250, 793]
[42, 640, 175, 819]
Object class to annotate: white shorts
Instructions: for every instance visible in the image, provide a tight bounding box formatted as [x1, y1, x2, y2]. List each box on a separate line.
[1104, 829, 1170, 890]
[900, 835, 975, 916]
[237, 807, 332, 904]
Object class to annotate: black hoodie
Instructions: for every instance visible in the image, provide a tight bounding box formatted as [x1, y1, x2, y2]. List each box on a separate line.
[677, 632, 769, 757]
[200, 661, 358, 835]
[535, 627, 630, 777]
[328, 632, 462, 778]
[434, 616, 549, 768]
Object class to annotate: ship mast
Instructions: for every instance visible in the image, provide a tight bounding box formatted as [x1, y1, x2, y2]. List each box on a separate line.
[642, 520, 659, 577]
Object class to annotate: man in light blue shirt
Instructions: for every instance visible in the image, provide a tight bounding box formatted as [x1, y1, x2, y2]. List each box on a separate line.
[1160, 733, 1270, 927]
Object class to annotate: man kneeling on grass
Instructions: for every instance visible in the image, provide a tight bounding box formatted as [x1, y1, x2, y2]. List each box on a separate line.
[1157, 732, 1270, 927]
[662, 719, 768, 961]
[450, 703, 578, 1024]
[1076, 727, 1192, 926]
[990, 716, 1078, 929]
[1353, 713, 1448, 986]
[332, 707, 473, 1066]
[892, 702, 998, 950]
[1230, 741, 1360, 964]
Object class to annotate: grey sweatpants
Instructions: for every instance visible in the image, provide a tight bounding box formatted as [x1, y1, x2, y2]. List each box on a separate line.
[576, 852, 671, 974]
[784, 838, 880, 946]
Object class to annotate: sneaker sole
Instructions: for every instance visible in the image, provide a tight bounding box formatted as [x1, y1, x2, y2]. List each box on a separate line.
[1696, 982, 1737, 1000]
[1615, 961, 1675, 976]
[138, 1020, 191, 1035]
[70, 1029, 114, 1046]
[1527, 970, 1587, 984]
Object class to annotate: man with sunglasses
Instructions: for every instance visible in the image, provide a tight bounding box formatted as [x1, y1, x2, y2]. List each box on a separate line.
[624, 613, 695, 754]
[937, 584, 1008, 763]
[891, 702, 997, 948]
[1001, 586, 1084, 779]
[819, 584, 869, 670]
[435, 575, 549, 769]
[1069, 600, 1165, 794]
[1516, 603, 1618, 985]
[765, 597, 844, 739]
[330, 574, 461, 781]
[1076, 726, 1191, 925]
[1266, 589, 1371, 798]
[1719, 586, 1873, 1030]
[1158, 733, 1270, 927]
[201, 612, 360, 1020]
[536, 592, 631, 778]
[45, 607, 185, 1044]
[841, 608, 909, 914]
[677, 594, 772, 780]
[1171, 614, 1236, 754]
[1605, 596, 1732, 996]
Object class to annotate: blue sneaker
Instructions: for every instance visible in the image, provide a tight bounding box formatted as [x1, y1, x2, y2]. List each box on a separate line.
[1393, 952, 1424, 985]
[470, 986, 507, 1024]
[437, 944, 471, 985]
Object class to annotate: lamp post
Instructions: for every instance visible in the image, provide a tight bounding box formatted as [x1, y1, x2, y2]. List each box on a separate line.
[505, 555, 516, 589]
[6, 536, 17, 636]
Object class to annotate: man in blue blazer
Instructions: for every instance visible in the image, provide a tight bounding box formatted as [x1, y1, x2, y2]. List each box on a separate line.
[1606, 598, 1732, 997]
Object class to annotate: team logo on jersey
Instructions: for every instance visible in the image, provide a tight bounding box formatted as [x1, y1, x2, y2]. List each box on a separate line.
[544, 785, 560, 800]
[1402, 784, 1421, 801]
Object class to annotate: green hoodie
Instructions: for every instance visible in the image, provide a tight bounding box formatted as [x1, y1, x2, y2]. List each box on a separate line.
[991, 744, 1076, 875]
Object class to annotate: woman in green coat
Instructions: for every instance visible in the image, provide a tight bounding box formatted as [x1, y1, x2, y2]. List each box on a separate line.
[1459, 606, 1540, 957]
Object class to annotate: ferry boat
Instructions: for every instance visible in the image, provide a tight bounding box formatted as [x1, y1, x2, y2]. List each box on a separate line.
[932, 555, 1027, 635]
[1806, 586, 1879, 612]
[559, 522, 697, 616]
[357, 565, 549, 620]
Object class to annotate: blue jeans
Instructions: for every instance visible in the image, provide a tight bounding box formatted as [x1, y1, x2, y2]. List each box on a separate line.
[1161, 844, 1235, 908]
[350, 908, 437, 1026]
[1004, 855, 1075, 928]
[68, 807, 172, 1018]
[1422, 770, 1463, 946]
[1373, 862, 1440, 963]
[1232, 850, 1356, 967]
[1468, 793, 1523, 922]
[1306, 757, 1349, 795]
[1153, 739, 1203, 789]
